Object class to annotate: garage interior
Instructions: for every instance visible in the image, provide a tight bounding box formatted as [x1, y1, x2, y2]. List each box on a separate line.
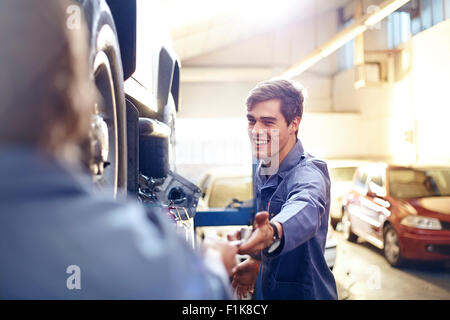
[151, 0, 450, 181]
[157, 0, 450, 299]
[1, 0, 449, 301]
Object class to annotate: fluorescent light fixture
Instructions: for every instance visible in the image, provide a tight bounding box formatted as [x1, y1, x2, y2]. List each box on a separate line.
[283, 55, 323, 79]
[320, 25, 367, 58]
[282, 0, 411, 78]
[283, 25, 367, 79]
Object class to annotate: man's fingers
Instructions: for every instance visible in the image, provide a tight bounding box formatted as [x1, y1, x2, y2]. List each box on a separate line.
[238, 232, 262, 254]
[229, 243, 239, 255]
[232, 264, 247, 278]
[232, 266, 240, 277]
[232, 263, 249, 276]
[232, 277, 242, 288]
[238, 213, 272, 255]
[232, 275, 247, 288]
[238, 287, 245, 299]
[237, 287, 253, 299]
[254, 211, 269, 227]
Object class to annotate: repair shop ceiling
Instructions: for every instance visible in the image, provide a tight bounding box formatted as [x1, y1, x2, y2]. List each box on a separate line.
[158, 0, 352, 61]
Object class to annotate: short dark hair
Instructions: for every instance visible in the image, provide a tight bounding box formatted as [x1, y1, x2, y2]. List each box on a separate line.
[245, 79, 304, 126]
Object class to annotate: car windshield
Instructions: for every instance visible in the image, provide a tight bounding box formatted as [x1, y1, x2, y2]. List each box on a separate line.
[329, 167, 358, 182]
[389, 168, 450, 199]
[209, 176, 253, 208]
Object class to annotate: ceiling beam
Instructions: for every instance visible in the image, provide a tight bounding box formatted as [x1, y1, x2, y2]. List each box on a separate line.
[282, 0, 411, 79]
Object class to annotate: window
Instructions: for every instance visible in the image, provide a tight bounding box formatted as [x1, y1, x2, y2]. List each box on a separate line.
[370, 174, 384, 188]
[433, 0, 444, 24]
[368, 173, 386, 197]
[446, 0, 450, 19]
[388, 12, 411, 49]
[329, 167, 358, 182]
[208, 176, 253, 208]
[354, 169, 368, 189]
[426, 168, 450, 195]
[411, 15, 422, 34]
[338, 18, 354, 71]
[422, 0, 433, 29]
[389, 168, 450, 198]
[394, 0, 449, 38]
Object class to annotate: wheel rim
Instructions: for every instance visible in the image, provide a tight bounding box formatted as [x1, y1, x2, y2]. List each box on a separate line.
[91, 51, 118, 196]
[384, 228, 400, 264]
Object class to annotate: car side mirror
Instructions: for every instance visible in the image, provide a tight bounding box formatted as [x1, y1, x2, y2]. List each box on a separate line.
[367, 181, 386, 198]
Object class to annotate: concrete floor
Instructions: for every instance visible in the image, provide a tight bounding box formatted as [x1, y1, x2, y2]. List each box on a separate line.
[332, 229, 450, 300]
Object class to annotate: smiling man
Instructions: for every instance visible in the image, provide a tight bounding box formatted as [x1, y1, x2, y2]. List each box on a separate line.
[231, 79, 338, 300]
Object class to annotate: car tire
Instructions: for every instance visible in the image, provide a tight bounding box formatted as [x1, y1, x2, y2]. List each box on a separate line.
[383, 224, 406, 268]
[342, 208, 358, 243]
[84, 0, 127, 197]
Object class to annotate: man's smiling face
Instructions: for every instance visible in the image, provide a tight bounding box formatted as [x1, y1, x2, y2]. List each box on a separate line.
[247, 98, 298, 165]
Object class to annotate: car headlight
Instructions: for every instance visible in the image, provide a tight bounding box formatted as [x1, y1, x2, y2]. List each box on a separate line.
[400, 215, 442, 230]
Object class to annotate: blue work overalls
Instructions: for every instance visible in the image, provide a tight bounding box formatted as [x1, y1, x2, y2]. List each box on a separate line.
[254, 139, 338, 300]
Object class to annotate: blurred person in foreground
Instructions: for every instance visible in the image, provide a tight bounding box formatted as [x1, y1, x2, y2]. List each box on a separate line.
[0, 0, 236, 299]
[229, 79, 338, 300]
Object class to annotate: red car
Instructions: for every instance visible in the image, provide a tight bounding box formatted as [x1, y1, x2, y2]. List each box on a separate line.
[342, 163, 450, 267]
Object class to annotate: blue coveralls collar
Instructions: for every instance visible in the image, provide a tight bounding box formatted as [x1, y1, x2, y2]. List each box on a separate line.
[277, 138, 306, 178]
[257, 138, 306, 187]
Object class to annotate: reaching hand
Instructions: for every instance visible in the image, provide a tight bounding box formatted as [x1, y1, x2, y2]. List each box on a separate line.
[232, 257, 261, 299]
[237, 211, 274, 255]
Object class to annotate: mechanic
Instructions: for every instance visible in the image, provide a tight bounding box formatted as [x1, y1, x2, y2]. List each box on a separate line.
[230, 79, 338, 300]
[0, 0, 236, 299]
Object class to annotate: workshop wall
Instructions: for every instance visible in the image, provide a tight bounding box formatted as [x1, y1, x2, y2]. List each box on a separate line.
[331, 18, 450, 166]
[175, 1, 450, 173]
[398, 18, 450, 165]
[332, 18, 450, 166]
[175, 8, 371, 174]
[177, 7, 340, 118]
